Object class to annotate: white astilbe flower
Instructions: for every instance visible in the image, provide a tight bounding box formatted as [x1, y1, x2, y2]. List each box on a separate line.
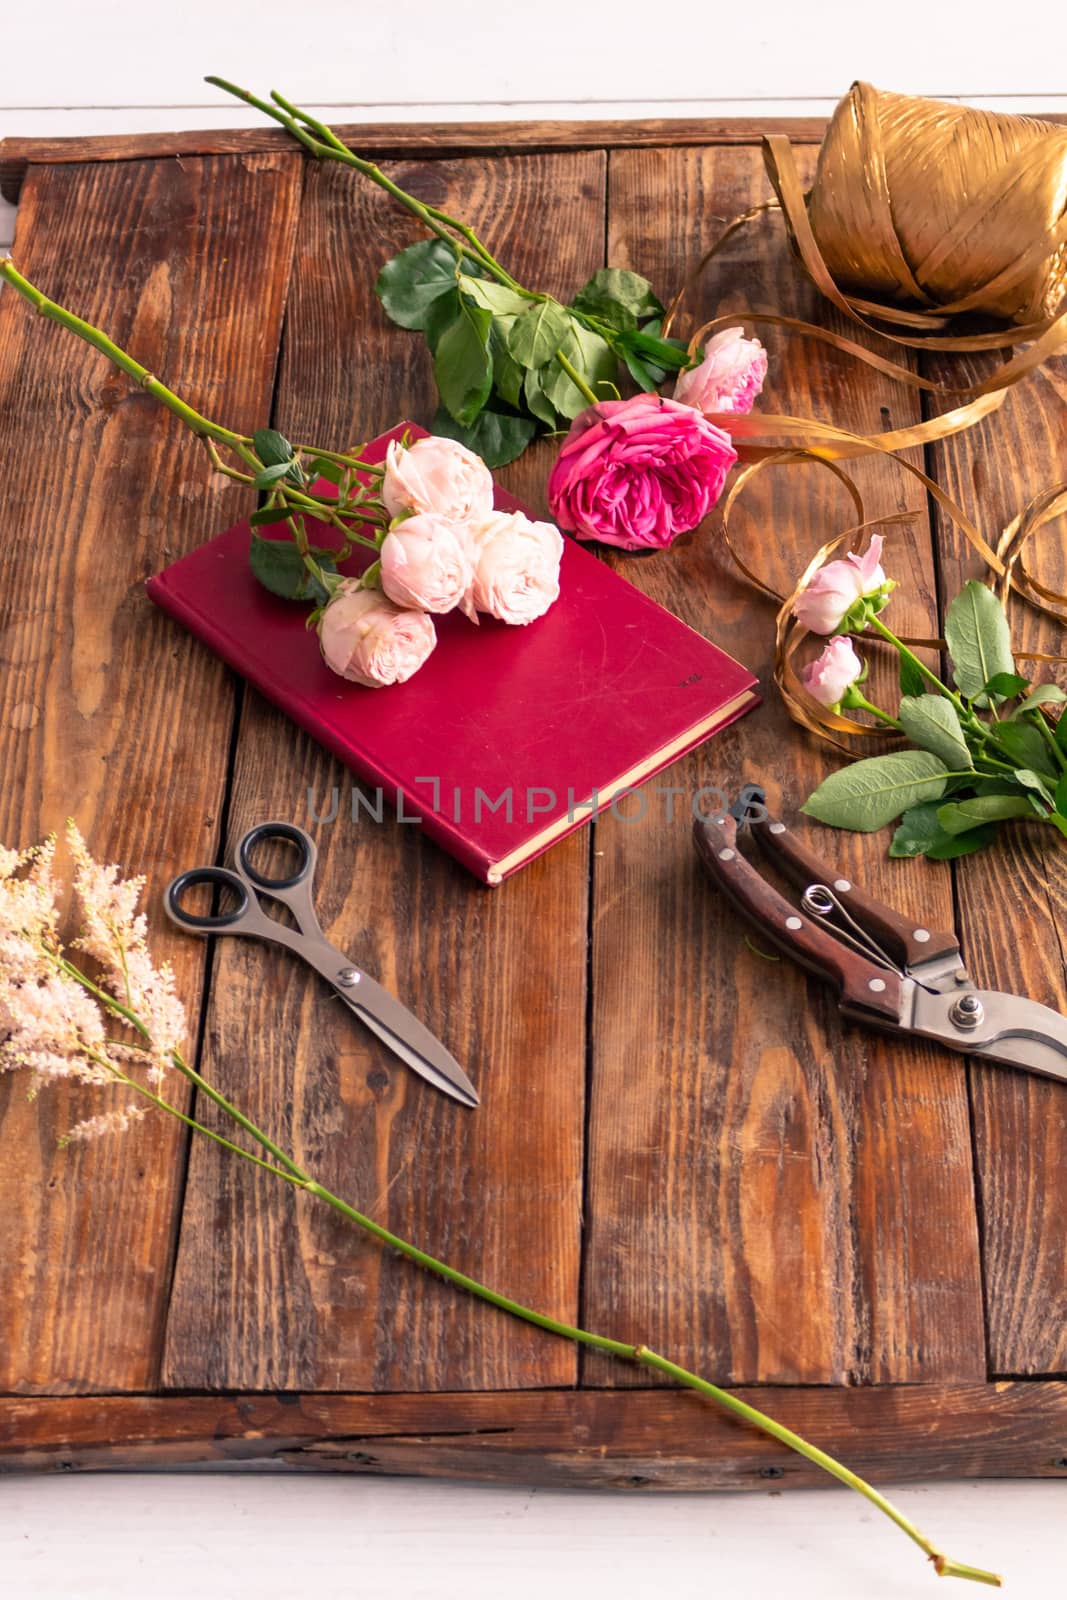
[61, 1104, 148, 1145]
[67, 822, 186, 1074]
[0, 825, 188, 1140]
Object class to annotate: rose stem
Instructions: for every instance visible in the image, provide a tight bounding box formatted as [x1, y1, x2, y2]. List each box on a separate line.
[0, 259, 386, 499]
[206, 77, 527, 294]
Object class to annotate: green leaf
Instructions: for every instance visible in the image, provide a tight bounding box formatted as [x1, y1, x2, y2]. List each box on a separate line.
[253, 427, 295, 468]
[1056, 771, 1067, 816]
[984, 670, 1029, 700]
[434, 298, 493, 427]
[616, 327, 690, 372]
[305, 456, 344, 487]
[899, 653, 927, 699]
[937, 795, 1036, 834]
[489, 316, 525, 409]
[926, 823, 999, 859]
[249, 533, 334, 604]
[889, 800, 949, 858]
[1047, 812, 1067, 839]
[375, 238, 459, 330]
[540, 325, 616, 418]
[507, 300, 572, 369]
[571, 268, 664, 324]
[249, 503, 291, 527]
[800, 751, 949, 832]
[523, 365, 559, 429]
[897, 695, 973, 771]
[459, 278, 529, 317]
[1016, 683, 1067, 714]
[423, 287, 462, 355]
[621, 345, 659, 393]
[990, 718, 1056, 778]
[252, 461, 296, 490]
[430, 405, 536, 469]
[944, 580, 1015, 701]
[1015, 768, 1056, 808]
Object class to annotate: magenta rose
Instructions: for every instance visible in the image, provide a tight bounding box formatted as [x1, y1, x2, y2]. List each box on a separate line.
[547, 393, 737, 551]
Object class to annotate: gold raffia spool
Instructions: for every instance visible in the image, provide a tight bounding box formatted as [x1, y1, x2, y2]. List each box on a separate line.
[804, 82, 1067, 329]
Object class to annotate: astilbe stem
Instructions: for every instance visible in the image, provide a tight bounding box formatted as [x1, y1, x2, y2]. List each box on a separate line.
[145, 1038, 999, 1586]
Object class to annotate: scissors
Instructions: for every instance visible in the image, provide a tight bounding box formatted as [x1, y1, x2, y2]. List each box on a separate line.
[164, 822, 479, 1108]
[694, 786, 1067, 1085]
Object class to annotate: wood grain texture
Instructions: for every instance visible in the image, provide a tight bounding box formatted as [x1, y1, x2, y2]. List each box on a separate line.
[924, 344, 1067, 1376]
[162, 154, 602, 1392]
[0, 119, 831, 203]
[0, 152, 302, 1390]
[3, 1384, 1066, 1487]
[580, 144, 985, 1388]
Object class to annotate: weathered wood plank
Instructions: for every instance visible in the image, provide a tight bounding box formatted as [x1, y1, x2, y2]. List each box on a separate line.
[0, 119, 832, 204]
[3, 1383, 1066, 1487]
[580, 144, 985, 1387]
[0, 152, 302, 1390]
[925, 346, 1067, 1375]
[162, 153, 602, 1391]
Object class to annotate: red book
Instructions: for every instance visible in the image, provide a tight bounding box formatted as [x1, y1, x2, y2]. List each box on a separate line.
[146, 424, 759, 884]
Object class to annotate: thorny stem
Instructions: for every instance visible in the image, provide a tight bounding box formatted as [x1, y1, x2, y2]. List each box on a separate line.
[0, 259, 387, 551]
[207, 78, 526, 294]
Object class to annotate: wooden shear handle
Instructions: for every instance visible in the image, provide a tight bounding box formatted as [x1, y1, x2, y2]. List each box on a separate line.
[694, 815, 905, 1024]
[748, 811, 960, 971]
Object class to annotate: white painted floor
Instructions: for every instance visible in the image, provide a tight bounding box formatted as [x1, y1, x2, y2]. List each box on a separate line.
[2, 2, 1064, 1592]
[2, 1474, 1061, 1599]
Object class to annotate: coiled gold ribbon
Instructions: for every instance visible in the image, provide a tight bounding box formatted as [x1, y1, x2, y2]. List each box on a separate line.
[665, 83, 1067, 742]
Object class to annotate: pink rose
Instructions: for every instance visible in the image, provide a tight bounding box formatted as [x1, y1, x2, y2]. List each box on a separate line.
[674, 327, 768, 415]
[380, 513, 475, 616]
[547, 393, 737, 552]
[792, 536, 889, 634]
[382, 436, 494, 523]
[318, 581, 436, 687]
[802, 635, 863, 708]
[466, 510, 563, 625]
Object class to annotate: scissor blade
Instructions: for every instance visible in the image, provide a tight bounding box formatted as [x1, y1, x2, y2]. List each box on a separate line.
[342, 975, 479, 1108]
[911, 987, 1067, 1085]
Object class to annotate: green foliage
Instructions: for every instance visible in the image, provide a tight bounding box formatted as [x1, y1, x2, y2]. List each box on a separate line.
[896, 696, 973, 771]
[434, 298, 493, 427]
[249, 533, 335, 603]
[373, 237, 675, 457]
[430, 405, 536, 469]
[944, 581, 1015, 702]
[375, 239, 462, 329]
[801, 751, 950, 833]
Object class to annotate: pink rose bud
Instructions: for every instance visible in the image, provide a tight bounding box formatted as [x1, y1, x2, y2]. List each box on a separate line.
[466, 510, 564, 625]
[547, 393, 737, 552]
[802, 635, 864, 708]
[792, 537, 889, 635]
[380, 513, 475, 616]
[382, 436, 495, 524]
[673, 326, 768, 415]
[318, 580, 436, 688]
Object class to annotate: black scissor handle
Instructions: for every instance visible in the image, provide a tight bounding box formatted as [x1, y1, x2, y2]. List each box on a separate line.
[164, 866, 252, 931]
[236, 822, 316, 892]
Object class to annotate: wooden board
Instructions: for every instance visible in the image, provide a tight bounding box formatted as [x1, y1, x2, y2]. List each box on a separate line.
[0, 115, 1064, 1488]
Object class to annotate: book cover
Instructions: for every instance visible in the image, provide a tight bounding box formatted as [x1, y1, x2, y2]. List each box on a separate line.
[146, 424, 760, 883]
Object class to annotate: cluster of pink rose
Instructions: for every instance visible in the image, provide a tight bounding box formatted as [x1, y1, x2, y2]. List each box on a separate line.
[792, 535, 895, 709]
[548, 326, 767, 552]
[319, 436, 564, 688]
